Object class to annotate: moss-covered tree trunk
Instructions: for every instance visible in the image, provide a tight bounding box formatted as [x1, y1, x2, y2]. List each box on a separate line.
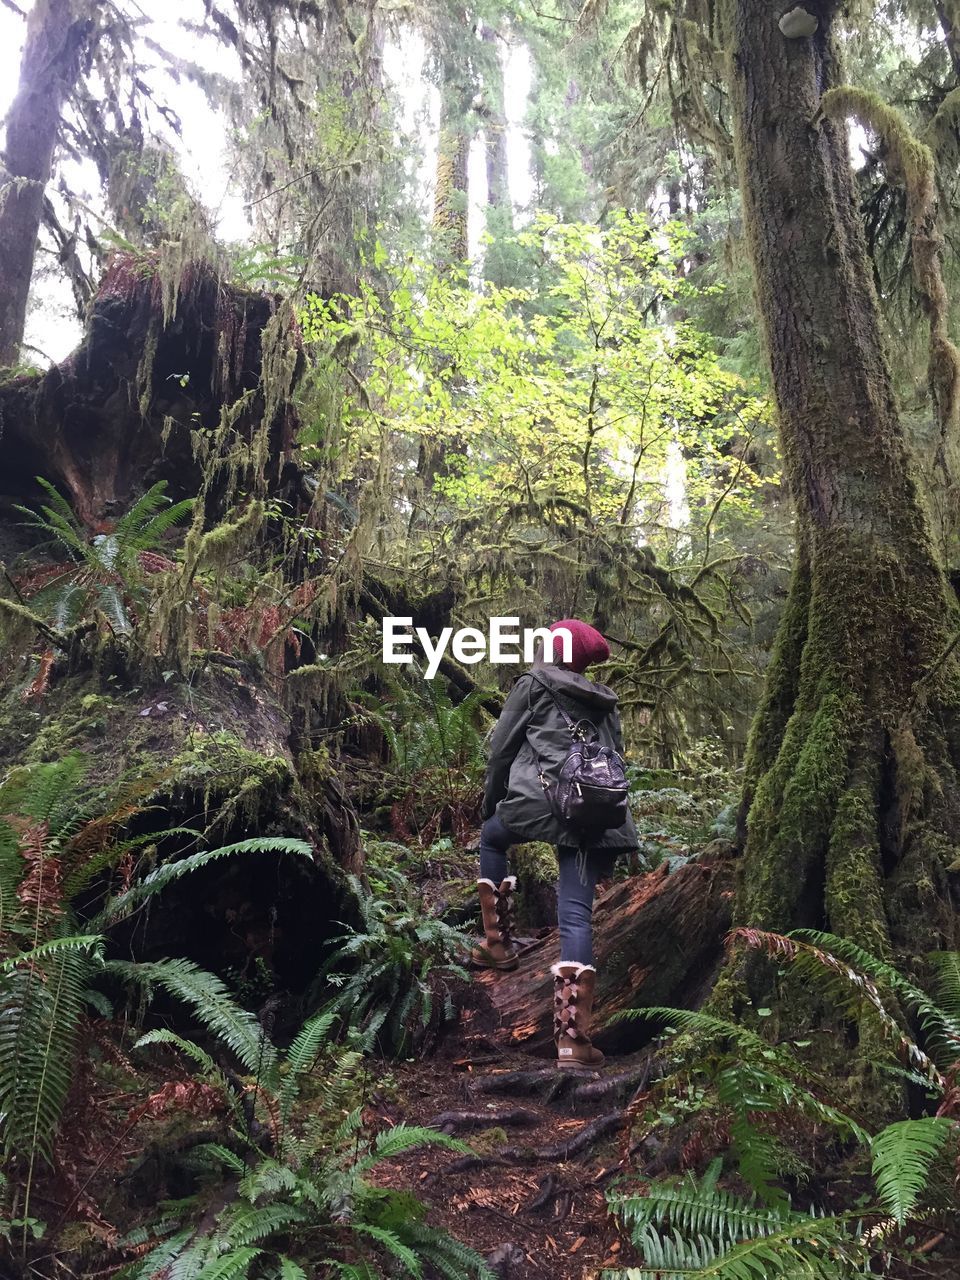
[728, 0, 960, 957]
[432, 48, 472, 266]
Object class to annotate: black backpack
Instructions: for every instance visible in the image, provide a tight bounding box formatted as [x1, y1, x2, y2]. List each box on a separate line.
[530, 674, 630, 836]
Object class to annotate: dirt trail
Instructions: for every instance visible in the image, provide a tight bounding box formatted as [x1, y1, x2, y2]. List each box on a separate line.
[369, 987, 653, 1279]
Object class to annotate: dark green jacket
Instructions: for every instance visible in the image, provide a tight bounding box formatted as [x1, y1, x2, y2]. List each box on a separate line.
[482, 665, 639, 849]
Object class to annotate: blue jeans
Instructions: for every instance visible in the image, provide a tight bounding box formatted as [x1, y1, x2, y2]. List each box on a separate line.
[479, 814, 600, 966]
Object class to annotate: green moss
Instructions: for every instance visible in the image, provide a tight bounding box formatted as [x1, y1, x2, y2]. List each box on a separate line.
[739, 549, 810, 821]
[738, 690, 856, 930]
[171, 728, 292, 831]
[824, 770, 889, 956]
[469, 1126, 508, 1154]
[820, 87, 933, 200]
[511, 841, 555, 883]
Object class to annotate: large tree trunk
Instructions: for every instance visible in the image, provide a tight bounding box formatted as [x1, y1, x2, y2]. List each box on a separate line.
[728, 1, 960, 960]
[478, 852, 733, 1055]
[0, 0, 91, 367]
[432, 48, 472, 267]
[478, 24, 512, 289]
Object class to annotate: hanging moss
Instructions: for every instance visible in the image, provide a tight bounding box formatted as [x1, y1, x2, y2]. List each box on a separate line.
[821, 87, 960, 476]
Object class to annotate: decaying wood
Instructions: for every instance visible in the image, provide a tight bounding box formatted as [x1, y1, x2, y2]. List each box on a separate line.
[477, 853, 733, 1055]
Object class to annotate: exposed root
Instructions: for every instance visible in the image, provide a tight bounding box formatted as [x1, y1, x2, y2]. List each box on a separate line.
[445, 1110, 626, 1173]
[469, 1068, 598, 1102]
[427, 1108, 540, 1135]
[568, 1056, 660, 1105]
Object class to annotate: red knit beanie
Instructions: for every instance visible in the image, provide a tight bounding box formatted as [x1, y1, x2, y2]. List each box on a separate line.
[548, 619, 610, 673]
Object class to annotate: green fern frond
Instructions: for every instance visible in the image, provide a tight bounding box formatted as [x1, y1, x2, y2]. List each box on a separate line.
[191, 1143, 247, 1174]
[0, 945, 94, 1166]
[352, 1223, 423, 1277]
[277, 1258, 309, 1280]
[786, 930, 957, 1071]
[871, 1117, 954, 1225]
[926, 952, 960, 1023]
[218, 1202, 307, 1247]
[133, 1028, 222, 1077]
[0, 933, 105, 973]
[612, 1179, 809, 1246]
[193, 1246, 262, 1280]
[278, 1007, 337, 1126]
[127, 1227, 194, 1278]
[96, 837, 314, 926]
[615, 1209, 869, 1278]
[327, 1263, 381, 1280]
[106, 957, 275, 1073]
[399, 1220, 495, 1279]
[609, 1005, 778, 1053]
[360, 1124, 469, 1171]
[238, 1158, 300, 1202]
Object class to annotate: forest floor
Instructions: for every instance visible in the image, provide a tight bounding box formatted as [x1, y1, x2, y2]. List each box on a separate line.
[368, 969, 648, 1280]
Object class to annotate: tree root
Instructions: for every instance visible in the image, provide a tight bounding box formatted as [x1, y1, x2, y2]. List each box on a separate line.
[469, 1067, 600, 1103]
[445, 1110, 625, 1173]
[568, 1056, 660, 1105]
[427, 1108, 540, 1134]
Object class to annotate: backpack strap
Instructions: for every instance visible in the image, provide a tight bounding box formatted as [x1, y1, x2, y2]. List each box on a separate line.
[528, 671, 599, 740]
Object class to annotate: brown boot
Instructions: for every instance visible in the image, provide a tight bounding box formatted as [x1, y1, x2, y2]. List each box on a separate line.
[552, 962, 605, 1069]
[471, 877, 519, 970]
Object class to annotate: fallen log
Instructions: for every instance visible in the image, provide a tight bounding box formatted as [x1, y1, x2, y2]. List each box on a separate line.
[477, 850, 733, 1056]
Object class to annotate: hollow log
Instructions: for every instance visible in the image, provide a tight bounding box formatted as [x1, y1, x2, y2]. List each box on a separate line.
[477, 851, 734, 1056]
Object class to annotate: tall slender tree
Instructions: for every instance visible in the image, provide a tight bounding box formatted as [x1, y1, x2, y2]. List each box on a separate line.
[0, 0, 93, 366]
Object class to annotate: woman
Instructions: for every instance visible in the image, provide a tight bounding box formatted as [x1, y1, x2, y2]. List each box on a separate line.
[474, 618, 638, 1069]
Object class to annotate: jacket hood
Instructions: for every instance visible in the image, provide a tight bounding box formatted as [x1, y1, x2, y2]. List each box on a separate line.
[529, 664, 618, 714]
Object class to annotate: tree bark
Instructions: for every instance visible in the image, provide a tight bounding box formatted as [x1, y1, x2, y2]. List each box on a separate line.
[478, 852, 733, 1055]
[432, 47, 472, 267]
[727, 0, 960, 960]
[0, 0, 92, 367]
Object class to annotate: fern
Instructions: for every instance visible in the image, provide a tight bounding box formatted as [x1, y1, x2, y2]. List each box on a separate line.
[218, 1202, 308, 1246]
[133, 1028, 222, 1076]
[192, 1143, 248, 1175]
[352, 1223, 423, 1276]
[734, 928, 957, 1078]
[870, 1117, 954, 1225]
[277, 1259, 309, 1280]
[927, 952, 960, 1023]
[399, 1221, 496, 1280]
[106, 957, 274, 1073]
[278, 1007, 337, 1127]
[95, 837, 314, 926]
[611, 1004, 869, 1201]
[610, 1175, 871, 1279]
[359, 1123, 469, 1171]
[612, 1175, 809, 1245]
[14, 478, 193, 633]
[193, 1247, 262, 1280]
[320, 869, 472, 1058]
[327, 1264, 380, 1280]
[0, 933, 104, 972]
